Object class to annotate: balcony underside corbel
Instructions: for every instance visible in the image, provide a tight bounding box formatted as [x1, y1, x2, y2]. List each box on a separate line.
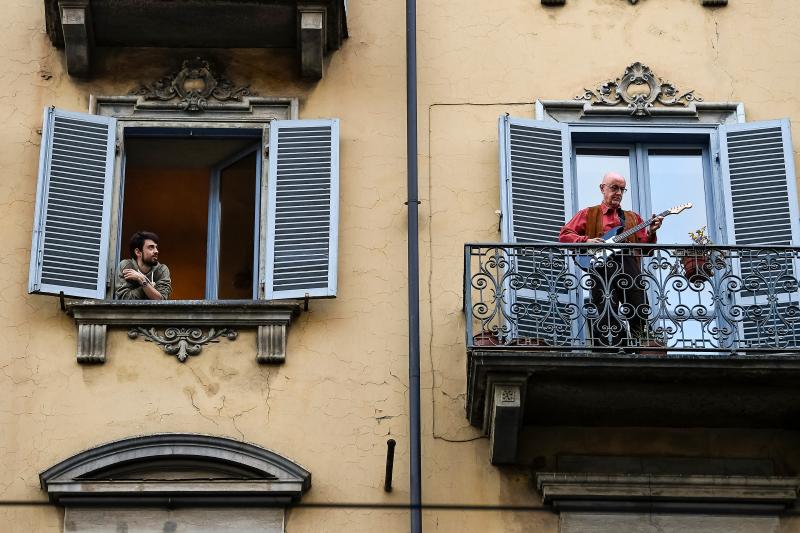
[484, 375, 528, 465]
[46, 0, 348, 80]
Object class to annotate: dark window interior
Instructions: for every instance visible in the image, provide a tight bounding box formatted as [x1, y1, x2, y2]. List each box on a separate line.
[121, 137, 258, 300]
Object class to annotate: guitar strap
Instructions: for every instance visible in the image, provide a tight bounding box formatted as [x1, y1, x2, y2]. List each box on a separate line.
[617, 208, 625, 239]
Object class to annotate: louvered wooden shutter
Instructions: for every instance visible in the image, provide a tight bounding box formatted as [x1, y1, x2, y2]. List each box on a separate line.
[719, 119, 800, 247]
[719, 118, 800, 347]
[500, 117, 573, 244]
[265, 119, 339, 299]
[28, 108, 116, 299]
[499, 116, 575, 344]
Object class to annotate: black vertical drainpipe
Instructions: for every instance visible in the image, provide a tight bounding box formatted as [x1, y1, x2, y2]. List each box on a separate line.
[406, 0, 423, 528]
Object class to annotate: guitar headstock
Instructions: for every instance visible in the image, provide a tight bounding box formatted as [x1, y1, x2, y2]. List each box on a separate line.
[667, 202, 693, 215]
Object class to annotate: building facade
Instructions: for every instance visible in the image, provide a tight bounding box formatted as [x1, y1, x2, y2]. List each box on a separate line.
[3, 0, 800, 531]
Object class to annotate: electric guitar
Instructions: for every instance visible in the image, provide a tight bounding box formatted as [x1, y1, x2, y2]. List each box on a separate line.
[574, 203, 693, 271]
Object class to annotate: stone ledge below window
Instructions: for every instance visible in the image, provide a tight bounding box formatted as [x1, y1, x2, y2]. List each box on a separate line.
[65, 300, 303, 365]
[536, 472, 800, 514]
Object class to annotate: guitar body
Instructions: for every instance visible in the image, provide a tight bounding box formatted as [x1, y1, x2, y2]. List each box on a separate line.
[574, 226, 624, 271]
[569, 203, 692, 272]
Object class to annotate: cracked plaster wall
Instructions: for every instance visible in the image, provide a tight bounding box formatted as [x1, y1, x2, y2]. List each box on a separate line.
[2, 0, 800, 532]
[2, 0, 412, 531]
[418, 0, 800, 531]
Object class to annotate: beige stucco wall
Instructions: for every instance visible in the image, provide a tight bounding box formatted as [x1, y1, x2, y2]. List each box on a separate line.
[2, 0, 800, 531]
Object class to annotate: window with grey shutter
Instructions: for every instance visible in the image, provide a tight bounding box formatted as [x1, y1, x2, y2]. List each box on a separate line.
[265, 119, 339, 299]
[719, 118, 800, 347]
[499, 116, 575, 344]
[28, 108, 116, 300]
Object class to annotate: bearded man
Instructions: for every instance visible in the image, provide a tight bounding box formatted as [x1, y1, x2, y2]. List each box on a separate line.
[115, 231, 172, 300]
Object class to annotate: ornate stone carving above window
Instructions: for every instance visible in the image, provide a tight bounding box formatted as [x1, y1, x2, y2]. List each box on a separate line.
[536, 61, 744, 124]
[66, 300, 302, 365]
[577, 62, 701, 117]
[91, 59, 298, 120]
[130, 58, 253, 113]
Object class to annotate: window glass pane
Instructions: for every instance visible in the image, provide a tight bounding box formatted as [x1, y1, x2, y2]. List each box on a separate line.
[646, 148, 715, 348]
[647, 149, 707, 244]
[217, 152, 257, 299]
[574, 148, 632, 212]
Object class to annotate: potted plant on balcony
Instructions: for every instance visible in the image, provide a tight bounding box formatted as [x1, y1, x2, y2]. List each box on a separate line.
[632, 327, 667, 356]
[472, 330, 501, 347]
[683, 226, 717, 283]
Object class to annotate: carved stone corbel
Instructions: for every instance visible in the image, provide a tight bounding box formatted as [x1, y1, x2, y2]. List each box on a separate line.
[58, 0, 93, 77]
[485, 376, 527, 465]
[257, 323, 288, 364]
[298, 6, 326, 80]
[77, 323, 106, 364]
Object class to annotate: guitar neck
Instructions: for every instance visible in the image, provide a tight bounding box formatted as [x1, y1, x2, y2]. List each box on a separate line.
[613, 210, 670, 243]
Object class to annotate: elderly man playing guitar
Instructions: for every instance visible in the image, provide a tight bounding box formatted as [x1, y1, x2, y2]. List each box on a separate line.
[559, 172, 664, 347]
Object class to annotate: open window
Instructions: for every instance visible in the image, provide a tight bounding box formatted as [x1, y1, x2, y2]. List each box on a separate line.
[28, 108, 340, 302]
[498, 113, 800, 350]
[121, 133, 261, 300]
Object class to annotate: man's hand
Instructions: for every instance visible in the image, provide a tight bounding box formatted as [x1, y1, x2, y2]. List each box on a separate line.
[587, 238, 605, 243]
[122, 268, 147, 285]
[649, 214, 664, 234]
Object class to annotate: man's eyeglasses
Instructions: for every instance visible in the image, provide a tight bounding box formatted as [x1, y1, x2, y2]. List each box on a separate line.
[603, 185, 628, 194]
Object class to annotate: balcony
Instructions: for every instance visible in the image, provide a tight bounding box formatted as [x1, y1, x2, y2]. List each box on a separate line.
[45, 0, 348, 79]
[463, 243, 800, 464]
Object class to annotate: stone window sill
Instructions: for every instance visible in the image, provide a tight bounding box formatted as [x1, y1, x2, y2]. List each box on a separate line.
[535, 472, 800, 513]
[66, 300, 303, 365]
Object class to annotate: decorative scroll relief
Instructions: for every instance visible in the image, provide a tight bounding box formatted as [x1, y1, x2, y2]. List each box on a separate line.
[128, 327, 238, 362]
[576, 62, 702, 117]
[130, 57, 253, 112]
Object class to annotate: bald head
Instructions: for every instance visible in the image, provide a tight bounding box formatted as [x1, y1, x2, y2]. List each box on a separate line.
[602, 172, 626, 186]
[600, 172, 627, 209]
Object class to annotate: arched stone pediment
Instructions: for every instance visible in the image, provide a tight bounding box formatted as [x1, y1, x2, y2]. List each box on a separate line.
[40, 434, 310, 506]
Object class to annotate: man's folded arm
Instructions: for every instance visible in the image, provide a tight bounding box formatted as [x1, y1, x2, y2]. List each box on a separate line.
[154, 265, 172, 300]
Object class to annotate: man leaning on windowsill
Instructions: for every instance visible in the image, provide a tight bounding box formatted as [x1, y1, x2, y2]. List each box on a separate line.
[115, 231, 172, 300]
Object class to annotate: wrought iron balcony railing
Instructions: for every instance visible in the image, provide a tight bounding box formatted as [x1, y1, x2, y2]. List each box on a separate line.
[464, 243, 800, 353]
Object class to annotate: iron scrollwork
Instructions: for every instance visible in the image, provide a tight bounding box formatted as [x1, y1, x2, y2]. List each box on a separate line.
[576, 62, 702, 116]
[466, 244, 800, 353]
[128, 326, 239, 362]
[130, 57, 253, 112]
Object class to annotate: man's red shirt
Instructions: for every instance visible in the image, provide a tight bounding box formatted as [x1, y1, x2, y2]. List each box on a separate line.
[559, 203, 656, 244]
